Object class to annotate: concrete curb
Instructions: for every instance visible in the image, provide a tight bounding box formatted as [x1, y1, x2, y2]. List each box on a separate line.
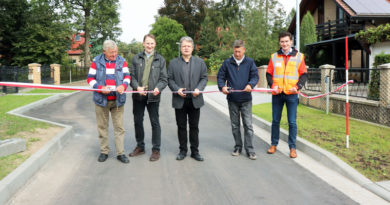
[204, 95, 390, 203]
[0, 92, 78, 205]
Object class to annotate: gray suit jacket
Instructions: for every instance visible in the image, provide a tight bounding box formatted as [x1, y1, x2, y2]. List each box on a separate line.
[168, 56, 208, 109]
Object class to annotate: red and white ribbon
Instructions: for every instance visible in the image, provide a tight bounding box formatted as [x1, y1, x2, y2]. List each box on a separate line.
[0, 81, 353, 98]
[299, 80, 354, 99]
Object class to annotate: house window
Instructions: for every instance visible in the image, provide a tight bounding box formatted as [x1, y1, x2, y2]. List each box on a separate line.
[75, 35, 81, 41]
[337, 6, 345, 21]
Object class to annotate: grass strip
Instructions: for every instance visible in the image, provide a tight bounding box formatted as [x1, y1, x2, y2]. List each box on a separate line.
[253, 103, 390, 182]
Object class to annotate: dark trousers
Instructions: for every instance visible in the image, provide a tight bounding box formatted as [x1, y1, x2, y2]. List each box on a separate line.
[133, 98, 161, 151]
[175, 98, 200, 154]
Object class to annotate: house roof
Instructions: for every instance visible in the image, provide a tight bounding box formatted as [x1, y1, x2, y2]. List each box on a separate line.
[67, 33, 85, 55]
[343, 0, 390, 16]
[288, 0, 390, 32]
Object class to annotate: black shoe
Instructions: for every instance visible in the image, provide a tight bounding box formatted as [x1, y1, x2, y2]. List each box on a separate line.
[117, 154, 130, 163]
[231, 148, 241, 156]
[190, 153, 204, 161]
[176, 152, 186, 160]
[98, 153, 108, 162]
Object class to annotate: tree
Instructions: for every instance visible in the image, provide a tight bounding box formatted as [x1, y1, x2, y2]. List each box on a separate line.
[11, 0, 72, 66]
[117, 40, 143, 63]
[158, 0, 207, 41]
[197, 0, 242, 58]
[0, 0, 29, 65]
[150, 17, 187, 63]
[62, 0, 121, 67]
[300, 11, 316, 53]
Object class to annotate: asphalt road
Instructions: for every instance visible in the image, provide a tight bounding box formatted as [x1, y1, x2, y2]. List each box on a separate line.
[7, 90, 357, 205]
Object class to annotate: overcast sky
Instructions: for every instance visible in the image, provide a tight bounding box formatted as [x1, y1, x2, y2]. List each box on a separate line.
[118, 0, 299, 43]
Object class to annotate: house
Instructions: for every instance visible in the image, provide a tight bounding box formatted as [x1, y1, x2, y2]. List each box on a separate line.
[67, 33, 85, 67]
[288, 0, 390, 68]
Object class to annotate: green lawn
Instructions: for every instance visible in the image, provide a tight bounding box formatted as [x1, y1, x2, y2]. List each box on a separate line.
[0, 95, 53, 180]
[253, 103, 390, 182]
[25, 88, 74, 93]
[207, 80, 218, 86]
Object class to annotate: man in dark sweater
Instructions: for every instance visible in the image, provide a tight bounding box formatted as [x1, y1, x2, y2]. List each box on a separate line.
[217, 40, 259, 160]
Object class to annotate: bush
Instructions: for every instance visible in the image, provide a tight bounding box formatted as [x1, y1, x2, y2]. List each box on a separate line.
[205, 49, 232, 74]
[368, 52, 390, 100]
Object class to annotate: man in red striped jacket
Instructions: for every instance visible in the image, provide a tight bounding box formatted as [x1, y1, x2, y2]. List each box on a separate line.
[87, 40, 131, 163]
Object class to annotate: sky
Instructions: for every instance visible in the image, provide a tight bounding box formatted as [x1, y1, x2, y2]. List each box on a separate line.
[118, 0, 299, 43]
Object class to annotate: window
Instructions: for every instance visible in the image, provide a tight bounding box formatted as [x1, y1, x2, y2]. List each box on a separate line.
[75, 35, 81, 41]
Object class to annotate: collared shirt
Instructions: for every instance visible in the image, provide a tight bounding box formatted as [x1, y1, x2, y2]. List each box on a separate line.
[282, 48, 293, 55]
[233, 55, 245, 66]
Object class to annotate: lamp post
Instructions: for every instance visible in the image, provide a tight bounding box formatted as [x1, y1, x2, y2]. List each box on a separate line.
[176, 42, 180, 57]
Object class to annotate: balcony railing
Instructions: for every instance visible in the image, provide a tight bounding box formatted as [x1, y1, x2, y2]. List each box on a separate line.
[316, 19, 364, 41]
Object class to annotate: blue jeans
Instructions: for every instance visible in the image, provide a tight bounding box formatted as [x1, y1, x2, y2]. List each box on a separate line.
[271, 94, 298, 149]
[228, 100, 254, 153]
[133, 99, 161, 151]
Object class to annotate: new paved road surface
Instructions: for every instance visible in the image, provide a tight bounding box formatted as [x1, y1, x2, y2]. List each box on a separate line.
[7, 90, 357, 205]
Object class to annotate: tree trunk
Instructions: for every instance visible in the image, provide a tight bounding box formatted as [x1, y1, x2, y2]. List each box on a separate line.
[83, 7, 91, 67]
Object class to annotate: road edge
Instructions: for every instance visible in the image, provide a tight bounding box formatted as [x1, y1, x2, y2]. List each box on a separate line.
[0, 92, 77, 205]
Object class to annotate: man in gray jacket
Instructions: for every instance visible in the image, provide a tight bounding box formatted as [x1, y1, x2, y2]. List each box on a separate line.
[168, 36, 208, 161]
[129, 34, 168, 161]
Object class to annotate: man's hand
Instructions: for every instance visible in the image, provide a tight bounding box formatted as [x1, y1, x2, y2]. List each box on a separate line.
[192, 88, 200, 97]
[273, 86, 280, 95]
[178, 88, 186, 98]
[101, 86, 111, 95]
[116, 85, 125, 94]
[288, 86, 298, 94]
[137, 86, 147, 96]
[153, 88, 160, 96]
[222, 86, 230, 95]
[243, 84, 252, 92]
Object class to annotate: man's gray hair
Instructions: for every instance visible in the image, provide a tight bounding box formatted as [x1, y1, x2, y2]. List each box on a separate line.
[233, 40, 245, 48]
[103, 40, 117, 51]
[180, 36, 194, 47]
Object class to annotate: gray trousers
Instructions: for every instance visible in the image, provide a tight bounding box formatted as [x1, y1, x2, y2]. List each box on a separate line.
[228, 100, 254, 153]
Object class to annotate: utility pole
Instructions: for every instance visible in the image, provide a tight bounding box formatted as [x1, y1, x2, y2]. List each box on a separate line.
[296, 0, 300, 51]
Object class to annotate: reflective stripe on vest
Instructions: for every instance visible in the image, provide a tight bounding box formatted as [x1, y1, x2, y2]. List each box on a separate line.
[271, 52, 303, 94]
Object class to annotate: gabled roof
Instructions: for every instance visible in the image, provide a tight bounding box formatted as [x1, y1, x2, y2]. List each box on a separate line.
[67, 33, 85, 55]
[343, 0, 390, 17]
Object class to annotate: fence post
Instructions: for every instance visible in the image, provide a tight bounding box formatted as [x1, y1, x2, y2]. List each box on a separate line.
[28, 63, 41, 84]
[50, 64, 61, 85]
[379, 63, 390, 125]
[257, 65, 268, 88]
[320, 64, 335, 93]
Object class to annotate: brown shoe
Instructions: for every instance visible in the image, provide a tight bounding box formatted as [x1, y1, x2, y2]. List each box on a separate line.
[290, 149, 297, 158]
[149, 150, 160, 161]
[267, 145, 277, 154]
[129, 147, 145, 157]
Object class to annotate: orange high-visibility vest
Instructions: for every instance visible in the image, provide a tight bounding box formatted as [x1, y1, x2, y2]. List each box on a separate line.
[271, 52, 304, 95]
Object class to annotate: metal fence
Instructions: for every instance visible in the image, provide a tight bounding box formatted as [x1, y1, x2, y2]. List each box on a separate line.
[0, 65, 30, 93]
[305, 67, 378, 100]
[60, 65, 89, 83]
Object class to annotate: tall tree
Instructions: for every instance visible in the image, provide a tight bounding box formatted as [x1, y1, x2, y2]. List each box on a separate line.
[11, 0, 72, 66]
[150, 16, 187, 63]
[158, 0, 207, 41]
[0, 0, 29, 65]
[300, 11, 316, 53]
[62, 0, 121, 67]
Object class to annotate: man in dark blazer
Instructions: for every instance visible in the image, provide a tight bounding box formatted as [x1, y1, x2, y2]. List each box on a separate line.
[168, 36, 208, 161]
